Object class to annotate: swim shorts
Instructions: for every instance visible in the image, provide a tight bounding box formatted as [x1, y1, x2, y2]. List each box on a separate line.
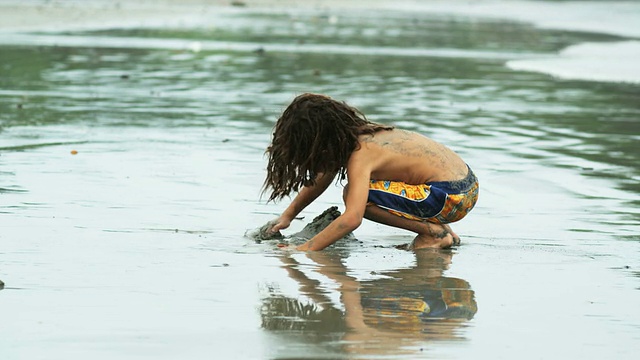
[367, 166, 479, 224]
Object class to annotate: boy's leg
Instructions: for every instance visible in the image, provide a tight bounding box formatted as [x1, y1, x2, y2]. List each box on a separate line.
[364, 204, 459, 249]
[342, 183, 459, 249]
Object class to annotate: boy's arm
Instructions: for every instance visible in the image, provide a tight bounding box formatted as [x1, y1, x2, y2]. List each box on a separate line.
[270, 171, 337, 232]
[296, 160, 371, 251]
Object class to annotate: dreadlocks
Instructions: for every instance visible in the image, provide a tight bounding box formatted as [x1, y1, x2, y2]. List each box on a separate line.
[263, 93, 394, 202]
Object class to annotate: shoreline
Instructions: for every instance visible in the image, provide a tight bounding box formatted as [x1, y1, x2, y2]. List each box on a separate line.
[1, 0, 639, 83]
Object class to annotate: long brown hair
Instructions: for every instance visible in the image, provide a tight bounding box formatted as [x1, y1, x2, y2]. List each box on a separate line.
[263, 93, 393, 201]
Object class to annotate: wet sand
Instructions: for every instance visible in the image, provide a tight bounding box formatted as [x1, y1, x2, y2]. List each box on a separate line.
[1, 1, 639, 359]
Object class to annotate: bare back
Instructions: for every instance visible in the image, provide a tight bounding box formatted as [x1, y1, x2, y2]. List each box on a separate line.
[356, 129, 468, 184]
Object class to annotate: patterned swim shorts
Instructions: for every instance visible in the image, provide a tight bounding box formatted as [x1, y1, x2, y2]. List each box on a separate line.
[367, 166, 479, 224]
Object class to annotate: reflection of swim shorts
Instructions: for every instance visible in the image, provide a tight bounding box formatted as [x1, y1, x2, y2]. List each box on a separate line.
[362, 277, 478, 326]
[368, 165, 479, 224]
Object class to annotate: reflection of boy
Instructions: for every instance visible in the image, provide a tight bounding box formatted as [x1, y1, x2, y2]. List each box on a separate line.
[361, 277, 477, 332]
[360, 249, 477, 333]
[263, 93, 479, 251]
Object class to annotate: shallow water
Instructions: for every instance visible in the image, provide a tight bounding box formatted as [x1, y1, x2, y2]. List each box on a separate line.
[1, 4, 639, 359]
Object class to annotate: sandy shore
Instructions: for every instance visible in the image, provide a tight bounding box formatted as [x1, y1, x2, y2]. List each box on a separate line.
[1, 2, 639, 359]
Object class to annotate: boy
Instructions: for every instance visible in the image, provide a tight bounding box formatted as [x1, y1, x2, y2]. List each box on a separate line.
[263, 93, 478, 251]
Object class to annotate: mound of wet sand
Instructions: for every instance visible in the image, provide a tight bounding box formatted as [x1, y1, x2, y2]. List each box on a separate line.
[246, 206, 355, 242]
[290, 206, 356, 241]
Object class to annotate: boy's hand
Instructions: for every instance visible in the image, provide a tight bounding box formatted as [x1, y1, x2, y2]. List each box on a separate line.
[276, 242, 313, 252]
[269, 216, 291, 234]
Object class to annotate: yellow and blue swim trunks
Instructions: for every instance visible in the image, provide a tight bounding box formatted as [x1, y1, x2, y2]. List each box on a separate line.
[368, 166, 479, 224]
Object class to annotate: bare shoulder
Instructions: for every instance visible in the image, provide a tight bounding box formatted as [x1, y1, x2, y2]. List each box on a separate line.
[363, 129, 438, 156]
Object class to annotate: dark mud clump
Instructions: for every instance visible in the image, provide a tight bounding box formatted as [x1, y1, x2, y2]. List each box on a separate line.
[290, 206, 355, 241]
[246, 206, 355, 242]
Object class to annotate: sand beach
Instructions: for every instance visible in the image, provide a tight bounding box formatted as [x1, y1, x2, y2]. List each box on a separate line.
[1, 1, 639, 359]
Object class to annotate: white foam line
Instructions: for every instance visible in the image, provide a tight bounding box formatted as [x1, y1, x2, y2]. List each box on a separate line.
[0, 33, 543, 60]
[391, 0, 640, 39]
[507, 41, 640, 84]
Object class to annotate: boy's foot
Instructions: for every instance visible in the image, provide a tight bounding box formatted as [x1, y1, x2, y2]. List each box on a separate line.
[411, 223, 459, 249]
[442, 224, 461, 246]
[411, 233, 454, 249]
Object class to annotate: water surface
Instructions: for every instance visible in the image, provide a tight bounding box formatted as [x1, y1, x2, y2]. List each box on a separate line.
[1, 4, 639, 359]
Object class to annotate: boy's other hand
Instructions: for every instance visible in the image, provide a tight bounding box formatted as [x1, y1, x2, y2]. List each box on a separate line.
[276, 243, 299, 251]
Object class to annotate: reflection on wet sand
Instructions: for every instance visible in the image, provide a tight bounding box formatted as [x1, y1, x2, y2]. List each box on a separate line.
[261, 249, 477, 357]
